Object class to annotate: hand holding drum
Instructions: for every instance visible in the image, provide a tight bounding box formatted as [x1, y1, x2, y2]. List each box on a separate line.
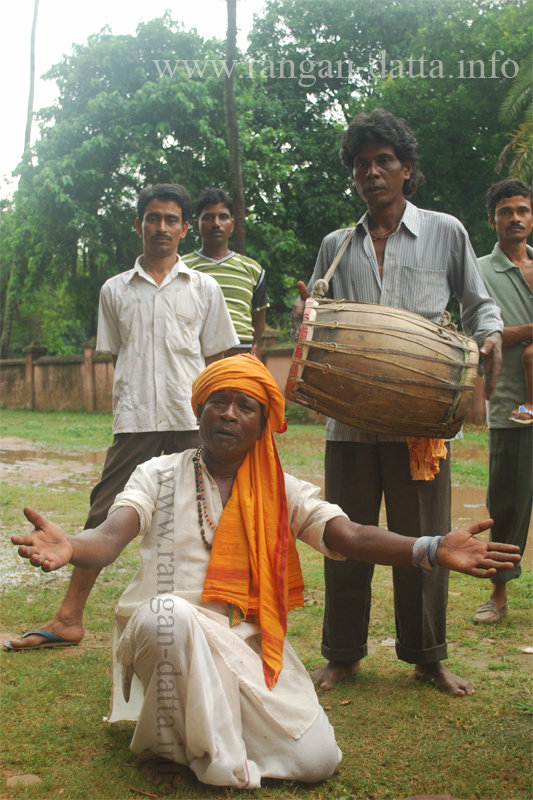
[291, 281, 310, 341]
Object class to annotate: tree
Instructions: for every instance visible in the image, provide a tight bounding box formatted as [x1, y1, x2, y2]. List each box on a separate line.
[496, 55, 532, 180]
[4, 1, 530, 353]
[224, 0, 247, 254]
[1, 0, 40, 358]
[2, 16, 231, 354]
[244, 0, 531, 294]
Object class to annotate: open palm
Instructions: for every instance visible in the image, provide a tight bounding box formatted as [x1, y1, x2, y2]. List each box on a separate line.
[11, 507, 73, 572]
[437, 520, 520, 577]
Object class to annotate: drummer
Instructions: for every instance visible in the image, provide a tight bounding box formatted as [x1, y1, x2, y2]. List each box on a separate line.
[295, 108, 503, 696]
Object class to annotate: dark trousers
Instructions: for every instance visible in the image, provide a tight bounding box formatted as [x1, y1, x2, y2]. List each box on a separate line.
[322, 441, 451, 665]
[488, 427, 533, 584]
[85, 430, 201, 529]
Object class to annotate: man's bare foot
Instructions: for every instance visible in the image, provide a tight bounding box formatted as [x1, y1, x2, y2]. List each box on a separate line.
[414, 662, 475, 696]
[141, 757, 191, 787]
[310, 660, 360, 690]
[6, 615, 84, 650]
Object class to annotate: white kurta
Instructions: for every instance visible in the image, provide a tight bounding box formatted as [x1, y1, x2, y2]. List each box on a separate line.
[106, 450, 347, 787]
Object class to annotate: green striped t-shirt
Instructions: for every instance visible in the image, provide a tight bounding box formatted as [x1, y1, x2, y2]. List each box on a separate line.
[182, 251, 268, 344]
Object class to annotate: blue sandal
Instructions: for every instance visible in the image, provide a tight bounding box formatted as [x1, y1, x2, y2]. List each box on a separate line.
[3, 631, 81, 650]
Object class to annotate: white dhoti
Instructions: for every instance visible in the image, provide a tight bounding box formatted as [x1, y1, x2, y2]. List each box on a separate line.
[106, 453, 348, 789]
[119, 596, 341, 789]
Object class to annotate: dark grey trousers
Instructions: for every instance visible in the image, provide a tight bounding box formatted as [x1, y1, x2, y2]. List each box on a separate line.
[322, 440, 451, 665]
[488, 427, 533, 584]
[85, 430, 201, 529]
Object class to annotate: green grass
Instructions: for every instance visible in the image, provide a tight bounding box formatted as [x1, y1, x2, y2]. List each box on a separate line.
[449, 428, 490, 487]
[0, 408, 113, 452]
[1, 412, 531, 799]
[0, 408, 490, 485]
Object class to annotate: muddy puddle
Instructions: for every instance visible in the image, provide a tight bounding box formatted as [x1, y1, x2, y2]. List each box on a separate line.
[0, 439, 108, 588]
[296, 474, 533, 568]
[0, 438, 106, 492]
[1, 439, 532, 589]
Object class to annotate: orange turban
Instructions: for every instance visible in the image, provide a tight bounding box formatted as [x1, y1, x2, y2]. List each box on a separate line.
[191, 355, 305, 689]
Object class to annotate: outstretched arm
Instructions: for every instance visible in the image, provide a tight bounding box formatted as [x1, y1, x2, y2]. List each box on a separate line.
[323, 517, 520, 578]
[11, 506, 140, 573]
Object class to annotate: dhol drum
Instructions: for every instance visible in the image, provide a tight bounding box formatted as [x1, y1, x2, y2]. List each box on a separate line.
[285, 298, 479, 438]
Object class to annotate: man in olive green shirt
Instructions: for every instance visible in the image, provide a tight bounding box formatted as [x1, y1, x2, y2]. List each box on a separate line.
[475, 179, 533, 624]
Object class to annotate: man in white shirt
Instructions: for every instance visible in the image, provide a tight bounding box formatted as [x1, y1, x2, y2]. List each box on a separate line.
[6, 183, 239, 652]
[10, 356, 519, 789]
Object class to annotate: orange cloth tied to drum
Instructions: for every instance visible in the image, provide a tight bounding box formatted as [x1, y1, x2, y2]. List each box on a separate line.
[406, 437, 448, 481]
[191, 354, 305, 690]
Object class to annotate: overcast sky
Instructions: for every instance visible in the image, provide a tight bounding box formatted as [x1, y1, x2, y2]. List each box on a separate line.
[1, 0, 266, 197]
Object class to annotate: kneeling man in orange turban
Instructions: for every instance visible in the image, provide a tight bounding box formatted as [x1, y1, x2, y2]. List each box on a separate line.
[11, 356, 520, 789]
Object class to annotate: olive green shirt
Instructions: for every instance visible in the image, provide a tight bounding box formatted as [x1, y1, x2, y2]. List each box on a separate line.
[478, 243, 533, 428]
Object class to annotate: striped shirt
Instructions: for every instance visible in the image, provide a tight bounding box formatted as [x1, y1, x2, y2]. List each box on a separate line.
[182, 251, 268, 345]
[308, 201, 503, 443]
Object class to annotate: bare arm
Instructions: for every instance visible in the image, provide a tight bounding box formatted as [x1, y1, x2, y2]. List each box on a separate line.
[502, 323, 533, 348]
[251, 309, 266, 355]
[205, 352, 225, 366]
[291, 281, 310, 341]
[12, 506, 140, 573]
[323, 516, 520, 578]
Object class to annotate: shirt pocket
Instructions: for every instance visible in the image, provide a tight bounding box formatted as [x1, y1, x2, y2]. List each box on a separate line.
[118, 287, 143, 345]
[397, 265, 448, 321]
[173, 286, 203, 352]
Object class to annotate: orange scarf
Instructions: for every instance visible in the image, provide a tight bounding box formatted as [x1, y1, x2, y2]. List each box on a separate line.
[191, 355, 305, 689]
[406, 437, 448, 481]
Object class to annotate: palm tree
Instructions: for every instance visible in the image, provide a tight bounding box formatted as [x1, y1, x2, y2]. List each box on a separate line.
[496, 16, 532, 182]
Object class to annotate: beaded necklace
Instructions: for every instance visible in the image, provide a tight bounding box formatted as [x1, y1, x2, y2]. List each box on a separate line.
[193, 446, 216, 551]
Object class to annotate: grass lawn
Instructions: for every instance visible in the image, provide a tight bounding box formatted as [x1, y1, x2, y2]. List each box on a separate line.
[1, 411, 531, 800]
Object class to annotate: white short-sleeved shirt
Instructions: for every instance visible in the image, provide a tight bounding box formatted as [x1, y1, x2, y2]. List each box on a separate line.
[109, 449, 347, 621]
[97, 256, 239, 434]
[107, 450, 348, 733]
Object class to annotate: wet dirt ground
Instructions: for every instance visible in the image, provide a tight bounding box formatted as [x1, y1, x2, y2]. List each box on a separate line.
[0, 438, 107, 589]
[1, 437, 531, 589]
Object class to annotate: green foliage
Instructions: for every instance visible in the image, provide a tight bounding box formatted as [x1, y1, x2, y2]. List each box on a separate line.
[2, 1, 531, 354]
[495, 0, 532, 180]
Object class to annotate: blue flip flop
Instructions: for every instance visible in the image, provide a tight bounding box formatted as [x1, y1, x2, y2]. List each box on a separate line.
[3, 631, 80, 651]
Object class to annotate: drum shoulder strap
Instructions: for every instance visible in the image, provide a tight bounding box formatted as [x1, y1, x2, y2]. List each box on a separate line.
[311, 228, 355, 299]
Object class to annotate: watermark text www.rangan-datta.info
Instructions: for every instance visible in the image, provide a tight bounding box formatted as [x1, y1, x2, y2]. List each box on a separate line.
[153, 50, 519, 86]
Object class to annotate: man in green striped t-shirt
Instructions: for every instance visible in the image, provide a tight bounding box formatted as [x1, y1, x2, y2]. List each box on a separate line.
[182, 189, 268, 355]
